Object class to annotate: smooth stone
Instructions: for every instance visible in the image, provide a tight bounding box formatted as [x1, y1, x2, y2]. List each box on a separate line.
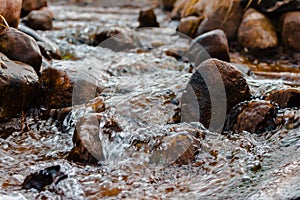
[281, 11, 300, 52]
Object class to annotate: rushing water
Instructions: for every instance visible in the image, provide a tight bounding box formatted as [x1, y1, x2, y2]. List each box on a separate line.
[1, 1, 300, 199]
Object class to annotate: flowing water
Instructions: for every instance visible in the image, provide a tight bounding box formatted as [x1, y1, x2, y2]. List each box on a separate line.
[1, 1, 300, 199]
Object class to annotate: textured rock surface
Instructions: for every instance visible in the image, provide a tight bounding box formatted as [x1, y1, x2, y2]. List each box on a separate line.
[265, 88, 300, 108]
[238, 9, 278, 50]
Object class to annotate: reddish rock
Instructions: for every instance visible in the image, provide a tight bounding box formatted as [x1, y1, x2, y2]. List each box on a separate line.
[24, 7, 53, 31]
[0, 27, 42, 75]
[238, 9, 278, 50]
[22, 0, 47, 14]
[281, 11, 300, 52]
[0, 0, 22, 28]
[138, 8, 159, 28]
[191, 29, 230, 62]
[0, 53, 39, 122]
[177, 16, 203, 38]
[225, 100, 276, 134]
[265, 88, 300, 108]
[181, 59, 251, 129]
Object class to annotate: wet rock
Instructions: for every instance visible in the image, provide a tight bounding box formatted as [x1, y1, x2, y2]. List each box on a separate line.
[138, 8, 159, 28]
[0, 53, 39, 122]
[0, 27, 42, 75]
[242, 0, 300, 13]
[92, 27, 136, 51]
[265, 88, 300, 108]
[281, 12, 300, 52]
[22, 165, 67, 192]
[40, 60, 103, 109]
[67, 113, 121, 164]
[196, 0, 244, 40]
[18, 24, 61, 60]
[181, 59, 251, 129]
[150, 133, 200, 166]
[22, 0, 48, 16]
[191, 29, 230, 62]
[23, 7, 53, 31]
[238, 9, 278, 51]
[0, 118, 21, 138]
[177, 16, 203, 38]
[0, 0, 22, 28]
[275, 108, 300, 130]
[160, 0, 177, 11]
[225, 100, 276, 134]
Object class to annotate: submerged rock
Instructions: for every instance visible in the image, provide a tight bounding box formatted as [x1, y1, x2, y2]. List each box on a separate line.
[191, 29, 230, 62]
[0, 27, 42, 75]
[0, 0, 22, 28]
[138, 8, 160, 28]
[181, 59, 251, 129]
[238, 9, 278, 51]
[225, 100, 276, 134]
[281, 11, 300, 52]
[177, 16, 203, 38]
[265, 88, 300, 108]
[40, 60, 103, 109]
[0, 53, 39, 122]
[23, 7, 53, 31]
[22, 165, 67, 192]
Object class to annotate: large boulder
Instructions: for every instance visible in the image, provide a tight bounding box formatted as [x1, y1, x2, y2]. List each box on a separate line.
[190, 29, 230, 62]
[181, 59, 251, 130]
[0, 53, 39, 122]
[281, 11, 300, 52]
[0, 27, 42, 75]
[238, 9, 278, 50]
[0, 0, 22, 28]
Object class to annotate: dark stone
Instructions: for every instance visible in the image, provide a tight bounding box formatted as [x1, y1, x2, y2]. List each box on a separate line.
[225, 100, 276, 134]
[181, 59, 251, 130]
[0, 27, 42, 75]
[265, 88, 300, 108]
[191, 29, 230, 62]
[23, 7, 53, 31]
[138, 8, 159, 28]
[0, 53, 39, 122]
[281, 12, 300, 52]
[241, 0, 300, 13]
[160, 0, 177, 11]
[22, 165, 67, 192]
[0, 118, 22, 138]
[238, 9, 278, 50]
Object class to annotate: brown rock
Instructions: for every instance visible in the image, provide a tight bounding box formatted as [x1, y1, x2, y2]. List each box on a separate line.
[238, 9, 278, 50]
[177, 16, 203, 38]
[23, 7, 53, 31]
[22, 0, 47, 14]
[150, 133, 200, 166]
[0, 27, 42, 75]
[138, 8, 159, 28]
[190, 29, 230, 62]
[0, 53, 39, 122]
[0, 0, 22, 28]
[181, 59, 251, 130]
[265, 88, 300, 108]
[160, 0, 177, 11]
[281, 11, 300, 52]
[225, 100, 276, 134]
[40, 60, 103, 109]
[171, 0, 190, 19]
[196, 0, 244, 40]
[67, 113, 105, 164]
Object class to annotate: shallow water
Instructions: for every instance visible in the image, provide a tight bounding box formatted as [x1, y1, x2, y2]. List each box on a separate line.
[1, 1, 300, 199]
